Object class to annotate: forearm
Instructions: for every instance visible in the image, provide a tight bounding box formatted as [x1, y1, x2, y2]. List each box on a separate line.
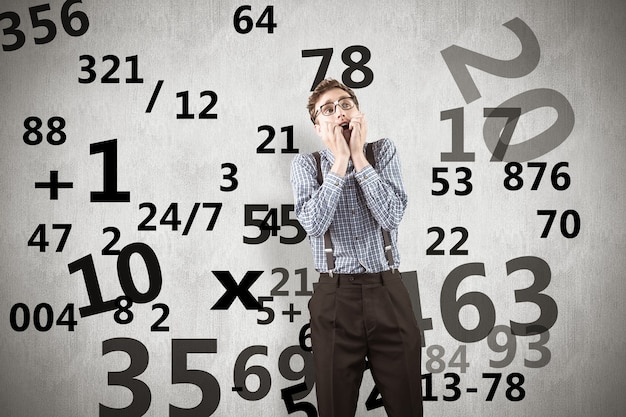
[355, 139, 408, 230]
[330, 155, 350, 177]
[357, 166, 407, 230]
[296, 180, 343, 237]
[291, 154, 343, 237]
[351, 150, 369, 173]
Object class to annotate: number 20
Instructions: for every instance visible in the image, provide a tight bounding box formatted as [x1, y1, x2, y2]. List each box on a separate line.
[440, 18, 575, 162]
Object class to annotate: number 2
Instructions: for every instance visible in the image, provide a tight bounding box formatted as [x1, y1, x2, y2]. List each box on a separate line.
[440, 17, 540, 104]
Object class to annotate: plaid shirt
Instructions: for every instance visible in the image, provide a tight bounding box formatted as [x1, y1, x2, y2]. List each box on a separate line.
[290, 138, 408, 273]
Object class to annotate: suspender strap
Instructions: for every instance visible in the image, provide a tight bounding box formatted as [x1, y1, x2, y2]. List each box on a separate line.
[313, 151, 336, 273]
[366, 142, 375, 167]
[312, 151, 323, 185]
[313, 143, 395, 274]
[363, 143, 395, 271]
[323, 230, 335, 275]
[382, 226, 395, 272]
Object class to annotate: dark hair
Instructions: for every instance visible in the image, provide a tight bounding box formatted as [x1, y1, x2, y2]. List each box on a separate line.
[307, 79, 359, 124]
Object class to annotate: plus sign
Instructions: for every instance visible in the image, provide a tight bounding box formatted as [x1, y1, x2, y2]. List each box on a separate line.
[282, 303, 302, 323]
[35, 170, 73, 200]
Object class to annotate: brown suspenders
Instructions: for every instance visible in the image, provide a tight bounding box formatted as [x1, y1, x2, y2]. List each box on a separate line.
[312, 143, 395, 275]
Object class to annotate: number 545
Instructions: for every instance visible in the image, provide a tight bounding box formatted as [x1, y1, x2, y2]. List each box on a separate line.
[243, 204, 306, 245]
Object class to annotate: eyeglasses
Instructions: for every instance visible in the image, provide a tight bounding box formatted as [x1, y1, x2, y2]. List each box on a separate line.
[313, 96, 356, 120]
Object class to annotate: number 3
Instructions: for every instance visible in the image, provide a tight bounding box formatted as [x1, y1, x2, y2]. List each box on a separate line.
[100, 338, 150, 416]
[1, 12, 26, 51]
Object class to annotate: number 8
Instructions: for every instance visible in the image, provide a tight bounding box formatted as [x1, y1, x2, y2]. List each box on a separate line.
[341, 45, 374, 89]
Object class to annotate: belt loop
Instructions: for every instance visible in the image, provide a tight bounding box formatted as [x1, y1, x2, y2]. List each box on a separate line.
[379, 272, 385, 286]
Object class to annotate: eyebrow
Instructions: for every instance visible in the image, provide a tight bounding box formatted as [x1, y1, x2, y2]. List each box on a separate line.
[319, 96, 352, 107]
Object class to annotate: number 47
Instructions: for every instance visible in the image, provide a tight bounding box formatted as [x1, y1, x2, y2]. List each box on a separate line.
[28, 224, 71, 252]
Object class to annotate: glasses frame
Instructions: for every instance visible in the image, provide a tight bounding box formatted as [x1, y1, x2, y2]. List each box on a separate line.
[312, 96, 356, 122]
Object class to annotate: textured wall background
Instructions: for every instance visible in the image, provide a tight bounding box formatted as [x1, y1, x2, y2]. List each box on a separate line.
[1, 0, 625, 416]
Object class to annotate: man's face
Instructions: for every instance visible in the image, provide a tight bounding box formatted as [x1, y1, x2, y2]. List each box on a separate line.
[313, 87, 359, 140]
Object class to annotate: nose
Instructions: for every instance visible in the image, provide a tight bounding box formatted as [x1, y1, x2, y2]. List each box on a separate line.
[335, 104, 347, 119]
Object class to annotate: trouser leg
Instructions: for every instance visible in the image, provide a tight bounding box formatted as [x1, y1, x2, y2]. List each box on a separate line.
[364, 275, 423, 417]
[309, 278, 368, 417]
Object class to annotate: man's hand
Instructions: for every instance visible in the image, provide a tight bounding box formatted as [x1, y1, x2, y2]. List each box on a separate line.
[349, 113, 369, 171]
[318, 120, 350, 176]
[319, 120, 350, 158]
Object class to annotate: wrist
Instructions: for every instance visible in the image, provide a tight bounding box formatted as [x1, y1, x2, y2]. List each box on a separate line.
[331, 155, 349, 177]
[352, 150, 369, 172]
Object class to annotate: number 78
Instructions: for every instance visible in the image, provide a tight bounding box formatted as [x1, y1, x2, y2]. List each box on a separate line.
[302, 46, 374, 91]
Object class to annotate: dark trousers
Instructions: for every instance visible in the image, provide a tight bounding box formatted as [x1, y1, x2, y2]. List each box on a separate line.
[308, 271, 423, 417]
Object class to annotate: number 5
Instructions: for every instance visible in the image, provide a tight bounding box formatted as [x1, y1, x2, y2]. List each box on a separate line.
[281, 383, 317, 416]
[29, 4, 57, 44]
[170, 339, 221, 416]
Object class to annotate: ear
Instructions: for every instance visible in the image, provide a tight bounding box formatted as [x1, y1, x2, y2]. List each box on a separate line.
[313, 122, 322, 137]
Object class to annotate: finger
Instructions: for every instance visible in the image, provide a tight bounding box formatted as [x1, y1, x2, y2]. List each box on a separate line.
[322, 122, 339, 141]
[334, 123, 347, 139]
[323, 121, 339, 134]
[348, 120, 360, 133]
[350, 123, 361, 142]
[349, 114, 363, 129]
[349, 117, 362, 133]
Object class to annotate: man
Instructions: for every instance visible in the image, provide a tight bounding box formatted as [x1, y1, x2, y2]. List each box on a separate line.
[290, 79, 423, 417]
